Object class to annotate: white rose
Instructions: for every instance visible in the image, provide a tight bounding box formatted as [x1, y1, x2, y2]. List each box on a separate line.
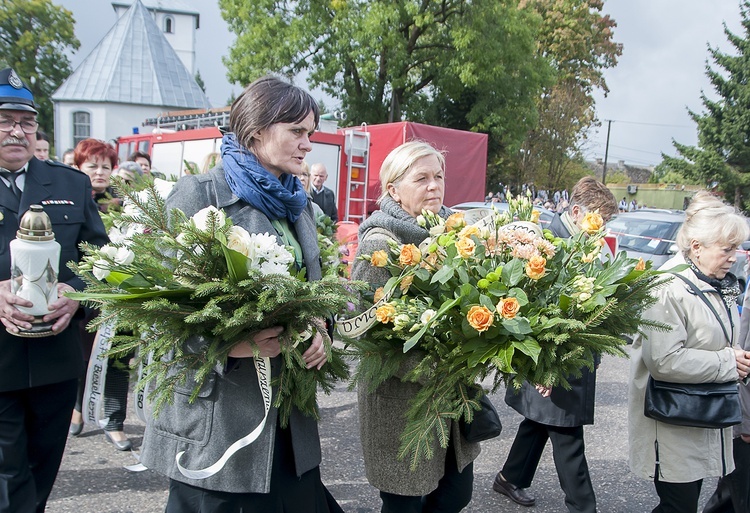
[114, 247, 135, 266]
[416, 214, 426, 227]
[227, 225, 254, 258]
[92, 259, 111, 280]
[420, 309, 437, 324]
[100, 245, 117, 259]
[191, 206, 226, 232]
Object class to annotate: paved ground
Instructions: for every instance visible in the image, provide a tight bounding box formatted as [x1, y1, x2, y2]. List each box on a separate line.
[47, 347, 721, 512]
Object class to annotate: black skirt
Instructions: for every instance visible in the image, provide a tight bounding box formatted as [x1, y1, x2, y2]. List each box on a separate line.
[165, 420, 343, 513]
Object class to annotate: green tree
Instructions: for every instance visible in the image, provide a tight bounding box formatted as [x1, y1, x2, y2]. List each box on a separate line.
[194, 69, 206, 93]
[0, 0, 79, 134]
[661, 1, 750, 210]
[516, 0, 622, 192]
[220, 0, 551, 160]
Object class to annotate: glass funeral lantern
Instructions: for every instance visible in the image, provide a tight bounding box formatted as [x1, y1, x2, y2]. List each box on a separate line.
[9, 205, 61, 337]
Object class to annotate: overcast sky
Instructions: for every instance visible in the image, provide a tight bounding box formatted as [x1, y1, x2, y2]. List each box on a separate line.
[57, 0, 745, 168]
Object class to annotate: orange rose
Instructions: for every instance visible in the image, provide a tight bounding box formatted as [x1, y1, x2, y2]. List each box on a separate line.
[496, 297, 520, 319]
[530, 210, 541, 223]
[455, 237, 476, 258]
[525, 255, 546, 280]
[458, 225, 481, 239]
[445, 212, 466, 231]
[421, 251, 439, 268]
[373, 287, 386, 303]
[580, 212, 603, 234]
[370, 250, 388, 267]
[399, 275, 414, 293]
[635, 258, 646, 271]
[399, 244, 422, 266]
[467, 305, 494, 333]
[375, 303, 396, 323]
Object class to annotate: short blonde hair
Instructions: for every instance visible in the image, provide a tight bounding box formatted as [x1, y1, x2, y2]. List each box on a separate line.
[676, 191, 750, 254]
[377, 141, 446, 204]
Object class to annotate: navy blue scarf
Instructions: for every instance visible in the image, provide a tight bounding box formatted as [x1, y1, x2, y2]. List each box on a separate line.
[220, 133, 308, 223]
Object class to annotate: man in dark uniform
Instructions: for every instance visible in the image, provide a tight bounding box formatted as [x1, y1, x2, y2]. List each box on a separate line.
[0, 68, 108, 512]
[492, 177, 618, 513]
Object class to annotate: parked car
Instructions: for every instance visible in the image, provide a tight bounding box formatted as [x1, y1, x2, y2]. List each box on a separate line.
[449, 201, 555, 228]
[608, 210, 748, 290]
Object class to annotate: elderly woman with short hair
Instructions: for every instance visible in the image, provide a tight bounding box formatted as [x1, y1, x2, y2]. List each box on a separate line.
[352, 141, 480, 513]
[628, 191, 750, 513]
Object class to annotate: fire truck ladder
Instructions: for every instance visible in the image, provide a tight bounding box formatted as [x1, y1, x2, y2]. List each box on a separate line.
[343, 129, 370, 223]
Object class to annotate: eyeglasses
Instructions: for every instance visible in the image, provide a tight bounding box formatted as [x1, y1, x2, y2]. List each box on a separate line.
[0, 118, 38, 134]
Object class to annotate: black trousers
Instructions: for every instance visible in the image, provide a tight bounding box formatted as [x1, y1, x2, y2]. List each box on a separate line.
[0, 379, 77, 513]
[379, 437, 474, 513]
[652, 476, 702, 513]
[703, 437, 750, 513]
[501, 418, 595, 513]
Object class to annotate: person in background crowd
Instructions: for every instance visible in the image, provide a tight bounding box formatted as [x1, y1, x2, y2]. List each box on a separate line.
[299, 161, 325, 221]
[494, 177, 618, 512]
[70, 139, 133, 451]
[34, 130, 49, 161]
[310, 163, 338, 222]
[74, 139, 120, 213]
[703, 262, 750, 512]
[0, 67, 108, 512]
[62, 148, 75, 167]
[352, 141, 480, 513]
[115, 160, 144, 183]
[128, 151, 166, 179]
[619, 197, 628, 212]
[628, 191, 750, 513]
[141, 75, 344, 513]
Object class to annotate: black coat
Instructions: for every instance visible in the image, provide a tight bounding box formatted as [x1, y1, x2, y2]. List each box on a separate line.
[310, 186, 338, 222]
[0, 158, 109, 392]
[504, 213, 597, 427]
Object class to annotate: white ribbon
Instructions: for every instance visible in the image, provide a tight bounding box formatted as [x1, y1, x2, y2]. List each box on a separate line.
[133, 348, 151, 424]
[175, 356, 272, 479]
[336, 294, 393, 338]
[83, 319, 115, 428]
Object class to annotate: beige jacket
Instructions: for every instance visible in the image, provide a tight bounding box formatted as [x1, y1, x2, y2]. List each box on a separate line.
[628, 254, 740, 482]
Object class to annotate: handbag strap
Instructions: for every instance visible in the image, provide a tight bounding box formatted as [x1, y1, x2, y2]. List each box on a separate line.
[671, 273, 730, 344]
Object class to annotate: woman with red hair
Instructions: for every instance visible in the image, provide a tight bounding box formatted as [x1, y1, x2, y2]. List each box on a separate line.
[73, 139, 120, 212]
[69, 139, 133, 451]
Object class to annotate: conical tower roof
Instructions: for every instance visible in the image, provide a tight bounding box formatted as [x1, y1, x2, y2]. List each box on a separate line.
[52, 0, 210, 108]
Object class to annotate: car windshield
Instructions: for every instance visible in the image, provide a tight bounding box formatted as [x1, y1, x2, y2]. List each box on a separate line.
[607, 217, 681, 255]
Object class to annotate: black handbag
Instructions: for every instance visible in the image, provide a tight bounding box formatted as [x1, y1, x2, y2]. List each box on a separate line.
[644, 377, 741, 428]
[459, 393, 502, 443]
[643, 273, 741, 429]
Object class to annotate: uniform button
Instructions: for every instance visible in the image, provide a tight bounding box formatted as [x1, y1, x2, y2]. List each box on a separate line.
[64, 214, 68, 220]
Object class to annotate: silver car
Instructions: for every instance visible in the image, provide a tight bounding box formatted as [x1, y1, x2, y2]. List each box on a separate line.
[608, 209, 748, 290]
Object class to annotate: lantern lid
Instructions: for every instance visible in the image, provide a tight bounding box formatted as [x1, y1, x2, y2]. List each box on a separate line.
[17, 205, 54, 241]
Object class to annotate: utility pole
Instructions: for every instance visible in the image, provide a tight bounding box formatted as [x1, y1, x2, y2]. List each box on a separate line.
[602, 119, 612, 184]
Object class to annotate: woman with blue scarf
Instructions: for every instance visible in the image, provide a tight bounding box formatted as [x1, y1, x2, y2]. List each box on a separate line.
[140, 76, 344, 513]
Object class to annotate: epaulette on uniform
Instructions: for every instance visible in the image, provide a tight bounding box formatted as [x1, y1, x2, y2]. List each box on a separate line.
[45, 159, 87, 176]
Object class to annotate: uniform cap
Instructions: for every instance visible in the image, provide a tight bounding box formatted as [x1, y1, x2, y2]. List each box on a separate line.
[0, 68, 37, 114]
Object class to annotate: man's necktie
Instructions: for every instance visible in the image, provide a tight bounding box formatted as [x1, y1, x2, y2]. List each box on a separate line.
[0, 169, 21, 200]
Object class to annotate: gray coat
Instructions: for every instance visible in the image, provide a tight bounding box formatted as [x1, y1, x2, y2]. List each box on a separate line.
[504, 213, 597, 426]
[351, 201, 480, 496]
[628, 254, 739, 482]
[140, 166, 324, 493]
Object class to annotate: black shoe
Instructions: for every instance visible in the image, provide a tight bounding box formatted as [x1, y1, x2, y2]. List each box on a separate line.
[69, 422, 83, 437]
[493, 472, 535, 507]
[104, 430, 132, 451]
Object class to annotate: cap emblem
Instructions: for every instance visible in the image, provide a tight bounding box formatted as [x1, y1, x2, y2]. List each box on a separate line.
[8, 70, 22, 89]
